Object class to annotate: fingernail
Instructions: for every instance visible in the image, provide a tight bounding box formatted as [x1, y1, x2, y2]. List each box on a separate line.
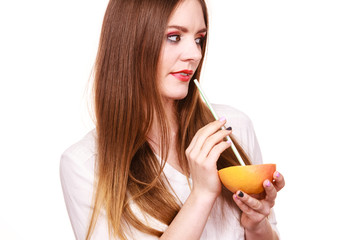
[226, 126, 232, 131]
[226, 139, 232, 144]
[237, 191, 244, 198]
[265, 180, 271, 187]
[275, 171, 280, 178]
[219, 116, 226, 122]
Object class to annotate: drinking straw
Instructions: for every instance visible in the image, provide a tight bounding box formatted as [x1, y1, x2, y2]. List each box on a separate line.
[194, 79, 246, 166]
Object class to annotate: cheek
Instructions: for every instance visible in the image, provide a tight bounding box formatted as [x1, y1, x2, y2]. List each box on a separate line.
[161, 44, 180, 65]
[158, 50, 170, 75]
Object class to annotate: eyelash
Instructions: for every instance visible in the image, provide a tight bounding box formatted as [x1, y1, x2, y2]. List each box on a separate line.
[167, 34, 181, 42]
[167, 34, 205, 45]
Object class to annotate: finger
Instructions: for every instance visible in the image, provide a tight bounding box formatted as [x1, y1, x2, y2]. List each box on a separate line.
[263, 180, 277, 208]
[197, 128, 232, 161]
[272, 171, 285, 192]
[233, 191, 268, 217]
[206, 140, 232, 163]
[236, 191, 262, 211]
[190, 117, 227, 149]
[233, 194, 262, 217]
[186, 117, 227, 160]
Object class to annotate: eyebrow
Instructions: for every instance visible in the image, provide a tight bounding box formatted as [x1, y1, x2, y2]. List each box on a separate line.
[167, 25, 207, 34]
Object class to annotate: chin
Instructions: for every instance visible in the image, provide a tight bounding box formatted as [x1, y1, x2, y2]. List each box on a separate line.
[171, 90, 189, 100]
[161, 85, 189, 101]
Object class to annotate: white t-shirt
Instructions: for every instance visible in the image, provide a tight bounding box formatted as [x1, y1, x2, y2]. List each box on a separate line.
[60, 104, 279, 239]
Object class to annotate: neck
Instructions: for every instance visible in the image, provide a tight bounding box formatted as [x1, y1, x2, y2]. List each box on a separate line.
[147, 99, 184, 173]
[163, 97, 178, 124]
[150, 98, 178, 137]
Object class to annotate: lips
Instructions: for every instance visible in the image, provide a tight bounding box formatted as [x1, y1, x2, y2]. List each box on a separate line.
[171, 69, 194, 82]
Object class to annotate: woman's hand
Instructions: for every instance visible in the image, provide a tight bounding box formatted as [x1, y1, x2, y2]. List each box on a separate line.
[233, 171, 285, 236]
[161, 118, 231, 240]
[185, 117, 232, 199]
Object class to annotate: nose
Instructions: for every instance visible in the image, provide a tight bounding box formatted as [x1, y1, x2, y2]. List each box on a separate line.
[180, 40, 202, 63]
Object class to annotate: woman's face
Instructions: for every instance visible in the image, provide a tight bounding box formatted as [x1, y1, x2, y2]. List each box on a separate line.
[157, 0, 206, 102]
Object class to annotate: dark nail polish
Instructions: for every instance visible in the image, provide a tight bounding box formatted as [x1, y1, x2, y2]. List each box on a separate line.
[238, 191, 244, 198]
[226, 126, 232, 131]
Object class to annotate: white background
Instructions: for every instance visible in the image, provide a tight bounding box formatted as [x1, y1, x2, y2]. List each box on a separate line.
[0, 0, 359, 239]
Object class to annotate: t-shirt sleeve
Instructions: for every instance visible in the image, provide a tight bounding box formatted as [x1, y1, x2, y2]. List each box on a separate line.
[213, 104, 263, 165]
[213, 104, 280, 238]
[60, 132, 161, 240]
[60, 132, 118, 240]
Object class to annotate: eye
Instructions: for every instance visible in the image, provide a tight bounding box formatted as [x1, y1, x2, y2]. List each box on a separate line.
[167, 34, 181, 42]
[195, 36, 205, 45]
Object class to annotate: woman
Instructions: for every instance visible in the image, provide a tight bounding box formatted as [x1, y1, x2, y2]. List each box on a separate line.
[60, 0, 285, 239]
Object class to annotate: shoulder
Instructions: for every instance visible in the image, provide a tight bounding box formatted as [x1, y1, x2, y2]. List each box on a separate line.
[59, 130, 98, 239]
[59, 129, 98, 199]
[213, 104, 263, 165]
[213, 104, 252, 128]
[213, 104, 255, 138]
[60, 129, 98, 191]
[60, 129, 97, 178]
[60, 130, 97, 166]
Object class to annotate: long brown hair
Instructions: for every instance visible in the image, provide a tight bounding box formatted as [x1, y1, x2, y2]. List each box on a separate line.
[88, 0, 251, 239]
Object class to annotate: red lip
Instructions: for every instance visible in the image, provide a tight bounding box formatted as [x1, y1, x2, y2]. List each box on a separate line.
[171, 69, 194, 82]
[172, 69, 194, 75]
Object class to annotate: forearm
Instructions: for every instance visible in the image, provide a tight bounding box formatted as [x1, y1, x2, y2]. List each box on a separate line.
[244, 219, 279, 240]
[160, 191, 216, 240]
